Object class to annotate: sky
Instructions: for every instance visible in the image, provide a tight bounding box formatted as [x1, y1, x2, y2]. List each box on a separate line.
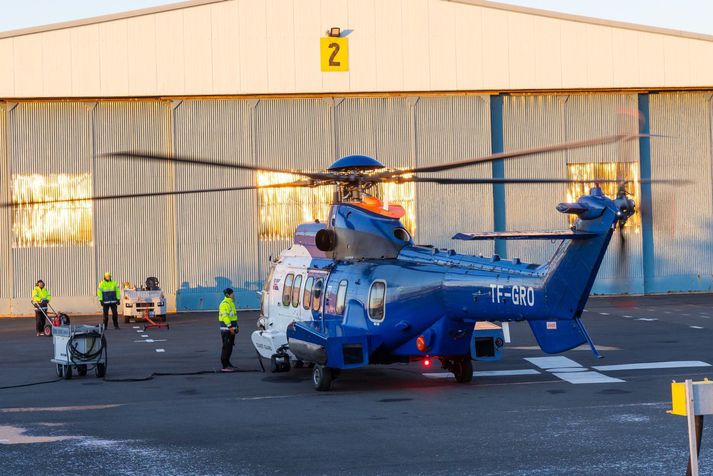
[0, 0, 711, 35]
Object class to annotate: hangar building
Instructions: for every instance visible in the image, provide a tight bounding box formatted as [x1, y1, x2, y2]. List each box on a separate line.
[1, 0, 712, 315]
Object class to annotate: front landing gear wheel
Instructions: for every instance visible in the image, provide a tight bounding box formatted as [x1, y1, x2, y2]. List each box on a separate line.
[312, 364, 333, 391]
[452, 358, 473, 383]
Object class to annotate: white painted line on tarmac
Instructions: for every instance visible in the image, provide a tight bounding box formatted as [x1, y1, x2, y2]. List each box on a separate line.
[0, 404, 124, 413]
[133, 339, 167, 343]
[141, 334, 149, 338]
[593, 361, 711, 372]
[636, 318, 658, 321]
[155, 349, 165, 353]
[623, 315, 633, 318]
[510, 345, 621, 351]
[599, 312, 610, 316]
[546, 367, 588, 373]
[133, 326, 140, 329]
[690, 326, 704, 329]
[423, 369, 540, 379]
[525, 356, 582, 369]
[552, 371, 624, 384]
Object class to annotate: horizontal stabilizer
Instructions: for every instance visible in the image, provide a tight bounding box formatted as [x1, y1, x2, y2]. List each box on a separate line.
[452, 231, 598, 241]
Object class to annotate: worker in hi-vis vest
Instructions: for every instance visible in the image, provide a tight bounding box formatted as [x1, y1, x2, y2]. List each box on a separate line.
[97, 272, 121, 329]
[218, 288, 239, 372]
[32, 279, 52, 336]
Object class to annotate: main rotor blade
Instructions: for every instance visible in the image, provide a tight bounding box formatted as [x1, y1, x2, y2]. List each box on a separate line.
[396, 177, 688, 186]
[105, 152, 340, 182]
[1, 180, 317, 208]
[374, 134, 644, 178]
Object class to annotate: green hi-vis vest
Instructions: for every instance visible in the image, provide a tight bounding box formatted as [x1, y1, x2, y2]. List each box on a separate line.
[218, 297, 238, 331]
[97, 279, 121, 302]
[32, 286, 51, 303]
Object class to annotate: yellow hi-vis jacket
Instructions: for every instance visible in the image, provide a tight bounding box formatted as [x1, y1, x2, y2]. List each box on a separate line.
[218, 297, 238, 331]
[97, 279, 121, 302]
[32, 286, 52, 303]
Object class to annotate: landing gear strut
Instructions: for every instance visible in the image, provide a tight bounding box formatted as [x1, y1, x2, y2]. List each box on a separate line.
[441, 356, 473, 383]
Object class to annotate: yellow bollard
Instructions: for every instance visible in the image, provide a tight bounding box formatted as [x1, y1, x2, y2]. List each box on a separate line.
[669, 378, 713, 476]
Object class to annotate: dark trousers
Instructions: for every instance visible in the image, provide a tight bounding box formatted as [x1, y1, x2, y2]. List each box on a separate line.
[221, 331, 235, 368]
[35, 308, 46, 333]
[102, 303, 118, 327]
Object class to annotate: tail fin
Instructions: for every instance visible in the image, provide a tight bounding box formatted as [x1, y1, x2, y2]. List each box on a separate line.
[542, 187, 619, 318]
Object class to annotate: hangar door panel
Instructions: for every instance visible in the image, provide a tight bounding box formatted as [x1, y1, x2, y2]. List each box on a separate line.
[0, 103, 9, 300]
[649, 92, 713, 292]
[173, 100, 260, 310]
[254, 98, 335, 275]
[563, 94, 643, 294]
[7, 102, 94, 299]
[335, 97, 416, 237]
[94, 101, 177, 294]
[415, 95, 493, 255]
[503, 95, 567, 267]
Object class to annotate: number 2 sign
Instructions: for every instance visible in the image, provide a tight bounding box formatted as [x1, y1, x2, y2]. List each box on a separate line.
[320, 37, 348, 72]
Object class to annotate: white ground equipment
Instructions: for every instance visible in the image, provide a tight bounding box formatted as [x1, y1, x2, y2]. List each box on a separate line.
[51, 324, 107, 379]
[121, 277, 167, 324]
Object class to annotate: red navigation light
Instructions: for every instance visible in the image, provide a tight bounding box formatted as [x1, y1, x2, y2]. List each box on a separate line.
[423, 358, 431, 367]
[416, 335, 428, 352]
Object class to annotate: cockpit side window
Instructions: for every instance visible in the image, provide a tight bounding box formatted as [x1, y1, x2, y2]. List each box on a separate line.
[282, 274, 294, 306]
[368, 281, 386, 321]
[335, 280, 348, 315]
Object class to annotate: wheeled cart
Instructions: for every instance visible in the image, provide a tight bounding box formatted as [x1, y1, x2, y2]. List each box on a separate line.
[51, 325, 107, 379]
[32, 301, 70, 336]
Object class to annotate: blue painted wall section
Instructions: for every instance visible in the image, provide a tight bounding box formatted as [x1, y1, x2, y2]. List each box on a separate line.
[490, 94, 507, 258]
[638, 94, 656, 294]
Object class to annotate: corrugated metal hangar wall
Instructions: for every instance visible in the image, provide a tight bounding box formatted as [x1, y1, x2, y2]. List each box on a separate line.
[0, 91, 711, 315]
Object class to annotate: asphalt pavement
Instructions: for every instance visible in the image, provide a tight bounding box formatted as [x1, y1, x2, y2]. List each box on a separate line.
[1, 294, 712, 475]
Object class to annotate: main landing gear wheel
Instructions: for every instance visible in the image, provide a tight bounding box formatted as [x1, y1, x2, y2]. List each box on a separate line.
[452, 358, 473, 383]
[312, 364, 333, 391]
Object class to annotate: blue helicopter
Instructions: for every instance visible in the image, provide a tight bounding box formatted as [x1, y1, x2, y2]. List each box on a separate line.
[8, 133, 676, 391]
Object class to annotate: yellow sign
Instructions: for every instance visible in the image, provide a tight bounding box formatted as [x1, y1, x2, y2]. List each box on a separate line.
[320, 37, 348, 72]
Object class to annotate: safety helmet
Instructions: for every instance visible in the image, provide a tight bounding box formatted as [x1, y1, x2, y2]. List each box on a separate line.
[104, 272, 112, 279]
[223, 288, 234, 297]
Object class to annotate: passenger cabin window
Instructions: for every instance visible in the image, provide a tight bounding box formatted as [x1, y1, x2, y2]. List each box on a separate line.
[303, 276, 314, 310]
[291, 275, 303, 308]
[368, 281, 386, 321]
[335, 280, 348, 315]
[312, 278, 324, 311]
[282, 274, 294, 306]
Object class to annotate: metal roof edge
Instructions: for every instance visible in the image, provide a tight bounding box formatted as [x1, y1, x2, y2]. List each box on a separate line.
[0, 0, 228, 39]
[446, 0, 713, 43]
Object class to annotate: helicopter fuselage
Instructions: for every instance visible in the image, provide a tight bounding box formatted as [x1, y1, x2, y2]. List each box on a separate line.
[252, 187, 622, 378]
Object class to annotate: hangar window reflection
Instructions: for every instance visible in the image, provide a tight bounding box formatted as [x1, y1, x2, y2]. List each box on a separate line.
[566, 162, 641, 231]
[256, 171, 415, 240]
[11, 173, 93, 248]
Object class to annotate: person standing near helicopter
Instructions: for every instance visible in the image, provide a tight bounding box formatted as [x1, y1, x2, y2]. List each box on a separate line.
[97, 272, 121, 329]
[219, 288, 239, 372]
[32, 280, 52, 336]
